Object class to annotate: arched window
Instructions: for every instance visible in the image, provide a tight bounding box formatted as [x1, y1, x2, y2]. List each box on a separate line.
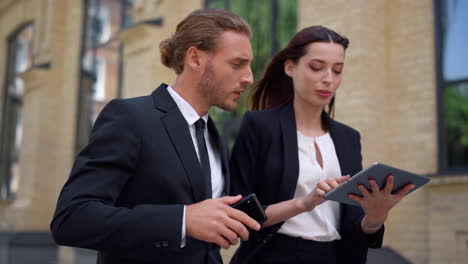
[0, 23, 34, 200]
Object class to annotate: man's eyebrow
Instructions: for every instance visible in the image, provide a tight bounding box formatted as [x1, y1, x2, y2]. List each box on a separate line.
[231, 57, 253, 63]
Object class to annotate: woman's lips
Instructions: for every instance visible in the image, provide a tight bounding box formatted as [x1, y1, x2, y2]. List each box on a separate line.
[317, 90, 332, 98]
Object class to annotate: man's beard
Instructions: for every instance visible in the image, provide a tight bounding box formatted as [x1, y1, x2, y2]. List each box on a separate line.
[197, 60, 233, 111]
[198, 61, 216, 100]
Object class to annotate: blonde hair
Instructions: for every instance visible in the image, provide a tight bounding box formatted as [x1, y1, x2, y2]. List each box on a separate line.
[159, 8, 251, 74]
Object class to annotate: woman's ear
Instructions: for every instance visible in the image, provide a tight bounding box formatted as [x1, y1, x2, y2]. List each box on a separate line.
[284, 59, 295, 78]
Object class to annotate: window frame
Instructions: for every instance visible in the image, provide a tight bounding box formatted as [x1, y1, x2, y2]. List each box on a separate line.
[75, 0, 131, 154]
[434, 0, 468, 174]
[0, 22, 34, 200]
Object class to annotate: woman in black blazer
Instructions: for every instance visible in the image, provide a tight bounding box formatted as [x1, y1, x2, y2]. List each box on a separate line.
[230, 26, 414, 264]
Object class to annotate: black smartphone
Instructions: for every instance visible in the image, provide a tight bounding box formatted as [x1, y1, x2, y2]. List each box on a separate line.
[231, 193, 267, 224]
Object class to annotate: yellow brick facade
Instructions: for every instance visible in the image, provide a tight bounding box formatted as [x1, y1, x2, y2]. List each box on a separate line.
[299, 1, 468, 263]
[0, 0, 466, 263]
[0, 0, 83, 231]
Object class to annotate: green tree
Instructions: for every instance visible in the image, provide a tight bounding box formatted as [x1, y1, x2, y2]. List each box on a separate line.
[444, 84, 468, 166]
[206, 0, 297, 147]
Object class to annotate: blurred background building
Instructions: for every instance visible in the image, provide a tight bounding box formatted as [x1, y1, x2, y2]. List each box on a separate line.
[0, 0, 467, 263]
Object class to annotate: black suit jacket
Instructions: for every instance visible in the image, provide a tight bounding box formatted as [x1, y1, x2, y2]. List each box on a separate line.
[51, 84, 229, 264]
[229, 102, 384, 264]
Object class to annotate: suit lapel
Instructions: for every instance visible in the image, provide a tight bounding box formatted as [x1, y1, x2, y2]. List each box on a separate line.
[279, 102, 300, 202]
[207, 117, 230, 195]
[153, 84, 207, 202]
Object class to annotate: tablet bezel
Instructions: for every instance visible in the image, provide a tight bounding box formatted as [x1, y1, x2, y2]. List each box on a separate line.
[324, 162, 430, 207]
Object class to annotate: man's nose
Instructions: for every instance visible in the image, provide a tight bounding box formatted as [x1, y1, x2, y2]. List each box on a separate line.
[242, 67, 254, 86]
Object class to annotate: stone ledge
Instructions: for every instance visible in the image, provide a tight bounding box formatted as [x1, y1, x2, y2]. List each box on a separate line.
[119, 18, 164, 56]
[0, 231, 56, 246]
[427, 175, 468, 185]
[0, 200, 13, 206]
[19, 64, 51, 94]
[0, 0, 16, 15]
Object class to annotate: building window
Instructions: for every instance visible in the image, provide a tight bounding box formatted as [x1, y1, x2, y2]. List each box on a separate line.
[205, 0, 297, 146]
[76, 0, 133, 153]
[436, 0, 468, 172]
[0, 23, 34, 200]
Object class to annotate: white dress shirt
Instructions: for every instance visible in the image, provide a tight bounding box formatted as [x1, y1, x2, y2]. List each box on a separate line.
[277, 131, 342, 241]
[167, 86, 224, 247]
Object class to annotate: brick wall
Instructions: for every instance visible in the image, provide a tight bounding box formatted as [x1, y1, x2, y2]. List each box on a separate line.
[1, 0, 467, 263]
[298, 0, 468, 263]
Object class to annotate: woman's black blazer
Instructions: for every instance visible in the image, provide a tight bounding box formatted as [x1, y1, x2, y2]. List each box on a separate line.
[230, 102, 384, 264]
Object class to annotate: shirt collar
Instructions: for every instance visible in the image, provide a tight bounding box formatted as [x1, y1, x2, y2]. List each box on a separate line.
[167, 85, 208, 126]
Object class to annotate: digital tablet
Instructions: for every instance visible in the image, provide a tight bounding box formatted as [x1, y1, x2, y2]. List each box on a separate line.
[324, 162, 430, 207]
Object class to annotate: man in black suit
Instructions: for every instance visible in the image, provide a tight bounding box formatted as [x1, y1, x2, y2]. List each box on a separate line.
[50, 8, 259, 264]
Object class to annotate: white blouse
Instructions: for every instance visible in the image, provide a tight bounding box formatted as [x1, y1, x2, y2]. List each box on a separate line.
[277, 131, 342, 241]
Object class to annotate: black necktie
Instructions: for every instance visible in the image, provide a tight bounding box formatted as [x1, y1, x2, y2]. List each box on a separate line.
[194, 118, 212, 199]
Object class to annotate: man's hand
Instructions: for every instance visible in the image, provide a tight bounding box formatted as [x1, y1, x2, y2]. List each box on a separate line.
[185, 195, 261, 249]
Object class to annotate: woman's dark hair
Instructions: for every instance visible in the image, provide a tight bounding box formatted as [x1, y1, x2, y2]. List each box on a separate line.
[249, 26, 349, 116]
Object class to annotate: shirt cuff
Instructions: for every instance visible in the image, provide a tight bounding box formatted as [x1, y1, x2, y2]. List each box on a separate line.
[181, 205, 186, 248]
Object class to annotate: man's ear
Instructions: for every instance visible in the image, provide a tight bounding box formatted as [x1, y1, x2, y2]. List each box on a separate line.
[186, 46, 206, 71]
[284, 59, 295, 78]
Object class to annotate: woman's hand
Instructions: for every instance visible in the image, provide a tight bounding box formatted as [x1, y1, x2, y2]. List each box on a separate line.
[300, 175, 350, 211]
[263, 175, 349, 228]
[349, 175, 415, 233]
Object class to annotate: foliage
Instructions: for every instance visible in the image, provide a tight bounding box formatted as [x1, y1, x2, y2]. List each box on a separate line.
[206, 0, 297, 147]
[444, 83, 468, 145]
[444, 82, 468, 166]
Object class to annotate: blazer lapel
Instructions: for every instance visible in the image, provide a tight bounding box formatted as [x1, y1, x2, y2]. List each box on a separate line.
[152, 84, 207, 202]
[207, 117, 230, 195]
[279, 102, 300, 202]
